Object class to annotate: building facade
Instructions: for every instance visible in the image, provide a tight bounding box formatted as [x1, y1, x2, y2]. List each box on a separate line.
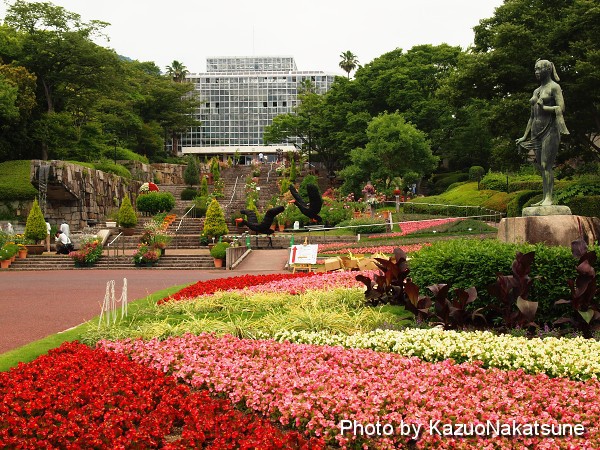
[180, 56, 337, 163]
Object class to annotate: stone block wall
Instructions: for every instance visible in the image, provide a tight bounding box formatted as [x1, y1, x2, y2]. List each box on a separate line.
[30, 160, 141, 231]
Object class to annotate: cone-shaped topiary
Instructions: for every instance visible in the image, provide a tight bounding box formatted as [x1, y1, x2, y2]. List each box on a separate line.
[203, 198, 229, 238]
[200, 175, 208, 197]
[117, 195, 138, 228]
[183, 157, 199, 187]
[24, 198, 47, 242]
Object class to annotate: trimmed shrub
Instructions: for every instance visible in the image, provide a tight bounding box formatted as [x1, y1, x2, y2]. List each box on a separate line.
[181, 188, 198, 200]
[117, 196, 138, 228]
[136, 192, 175, 215]
[429, 172, 469, 195]
[506, 190, 540, 217]
[409, 239, 599, 324]
[564, 195, 600, 218]
[468, 166, 485, 181]
[299, 174, 319, 200]
[479, 172, 508, 192]
[200, 175, 209, 197]
[24, 198, 47, 242]
[203, 199, 229, 238]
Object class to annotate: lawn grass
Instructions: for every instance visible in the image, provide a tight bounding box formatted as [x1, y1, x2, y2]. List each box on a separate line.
[0, 160, 38, 202]
[0, 284, 187, 372]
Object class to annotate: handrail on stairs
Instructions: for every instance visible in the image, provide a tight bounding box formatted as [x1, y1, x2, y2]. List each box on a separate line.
[266, 162, 275, 184]
[105, 232, 124, 268]
[175, 204, 197, 249]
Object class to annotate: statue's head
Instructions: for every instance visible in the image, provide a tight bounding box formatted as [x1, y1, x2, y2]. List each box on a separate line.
[535, 59, 560, 82]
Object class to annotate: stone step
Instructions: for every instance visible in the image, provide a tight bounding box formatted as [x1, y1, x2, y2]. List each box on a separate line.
[5, 254, 221, 270]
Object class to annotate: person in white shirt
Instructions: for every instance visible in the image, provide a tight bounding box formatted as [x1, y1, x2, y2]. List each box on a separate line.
[45, 218, 51, 252]
[55, 231, 73, 254]
[60, 220, 70, 238]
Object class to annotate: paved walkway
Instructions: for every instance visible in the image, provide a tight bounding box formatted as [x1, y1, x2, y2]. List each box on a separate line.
[0, 249, 290, 354]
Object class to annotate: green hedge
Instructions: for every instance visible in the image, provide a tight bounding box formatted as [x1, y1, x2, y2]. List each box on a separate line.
[409, 239, 599, 325]
[180, 188, 198, 200]
[136, 192, 175, 215]
[506, 190, 541, 217]
[429, 172, 469, 195]
[565, 195, 600, 218]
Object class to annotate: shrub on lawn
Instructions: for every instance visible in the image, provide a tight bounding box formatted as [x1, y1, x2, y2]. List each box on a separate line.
[409, 239, 597, 324]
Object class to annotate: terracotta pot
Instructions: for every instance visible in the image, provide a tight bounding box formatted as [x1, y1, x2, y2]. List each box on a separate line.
[213, 258, 223, 268]
[0, 259, 10, 269]
[278, 224, 285, 232]
[18, 250, 27, 259]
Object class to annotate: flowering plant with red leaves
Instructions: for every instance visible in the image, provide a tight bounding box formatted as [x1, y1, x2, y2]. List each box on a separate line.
[158, 272, 321, 304]
[0, 342, 324, 449]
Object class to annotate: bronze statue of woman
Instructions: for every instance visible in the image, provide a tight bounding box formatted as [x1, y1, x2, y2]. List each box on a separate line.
[515, 59, 569, 206]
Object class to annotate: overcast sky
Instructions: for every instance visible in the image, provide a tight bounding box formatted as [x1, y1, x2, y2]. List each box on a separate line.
[1, 0, 504, 75]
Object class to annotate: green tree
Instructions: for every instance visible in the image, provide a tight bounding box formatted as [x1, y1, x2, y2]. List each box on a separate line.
[203, 198, 228, 239]
[117, 195, 137, 228]
[164, 60, 190, 155]
[452, 0, 600, 163]
[339, 50, 359, 79]
[24, 198, 46, 242]
[165, 60, 188, 82]
[183, 156, 199, 186]
[340, 112, 438, 195]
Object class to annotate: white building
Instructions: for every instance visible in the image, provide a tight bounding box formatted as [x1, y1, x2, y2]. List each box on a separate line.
[179, 56, 337, 163]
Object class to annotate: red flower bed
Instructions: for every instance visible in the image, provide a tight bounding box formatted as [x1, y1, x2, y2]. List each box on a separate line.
[0, 342, 323, 449]
[159, 272, 322, 304]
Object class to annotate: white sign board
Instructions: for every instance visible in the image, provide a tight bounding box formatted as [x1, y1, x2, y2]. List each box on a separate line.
[288, 244, 318, 265]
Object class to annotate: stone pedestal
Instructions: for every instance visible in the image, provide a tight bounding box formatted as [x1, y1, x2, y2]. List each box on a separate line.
[498, 215, 600, 247]
[522, 205, 572, 217]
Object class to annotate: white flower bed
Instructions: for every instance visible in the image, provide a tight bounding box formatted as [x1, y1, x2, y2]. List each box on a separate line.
[266, 328, 600, 381]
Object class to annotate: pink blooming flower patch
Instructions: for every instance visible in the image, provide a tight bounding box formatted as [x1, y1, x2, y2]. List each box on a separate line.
[102, 334, 600, 449]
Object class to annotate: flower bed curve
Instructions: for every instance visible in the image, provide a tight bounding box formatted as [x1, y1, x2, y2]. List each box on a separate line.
[102, 333, 600, 449]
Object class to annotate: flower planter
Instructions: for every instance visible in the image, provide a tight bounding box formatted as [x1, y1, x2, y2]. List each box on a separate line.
[0, 259, 10, 269]
[18, 250, 27, 259]
[106, 221, 117, 228]
[25, 244, 45, 255]
[120, 227, 136, 236]
[213, 258, 224, 268]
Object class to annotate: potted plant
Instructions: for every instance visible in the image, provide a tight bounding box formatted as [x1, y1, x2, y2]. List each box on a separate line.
[132, 243, 160, 266]
[17, 244, 28, 259]
[24, 199, 47, 254]
[117, 195, 138, 235]
[209, 241, 229, 268]
[0, 247, 11, 268]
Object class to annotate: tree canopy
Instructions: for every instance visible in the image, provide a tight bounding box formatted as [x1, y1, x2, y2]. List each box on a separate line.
[0, 1, 199, 163]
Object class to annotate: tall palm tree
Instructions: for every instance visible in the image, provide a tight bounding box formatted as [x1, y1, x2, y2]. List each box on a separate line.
[165, 60, 188, 82]
[339, 51, 359, 79]
[165, 60, 189, 154]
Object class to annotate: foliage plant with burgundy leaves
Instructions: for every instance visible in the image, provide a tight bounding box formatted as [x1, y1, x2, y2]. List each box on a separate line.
[555, 237, 600, 338]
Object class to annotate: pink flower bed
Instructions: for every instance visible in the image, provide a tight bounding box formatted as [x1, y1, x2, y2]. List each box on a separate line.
[319, 243, 428, 255]
[102, 334, 600, 449]
[370, 218, 463, 239]
[236, 270, 374, 295]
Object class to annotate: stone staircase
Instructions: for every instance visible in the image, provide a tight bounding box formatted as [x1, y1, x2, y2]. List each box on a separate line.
[7, 254, 220, 270]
